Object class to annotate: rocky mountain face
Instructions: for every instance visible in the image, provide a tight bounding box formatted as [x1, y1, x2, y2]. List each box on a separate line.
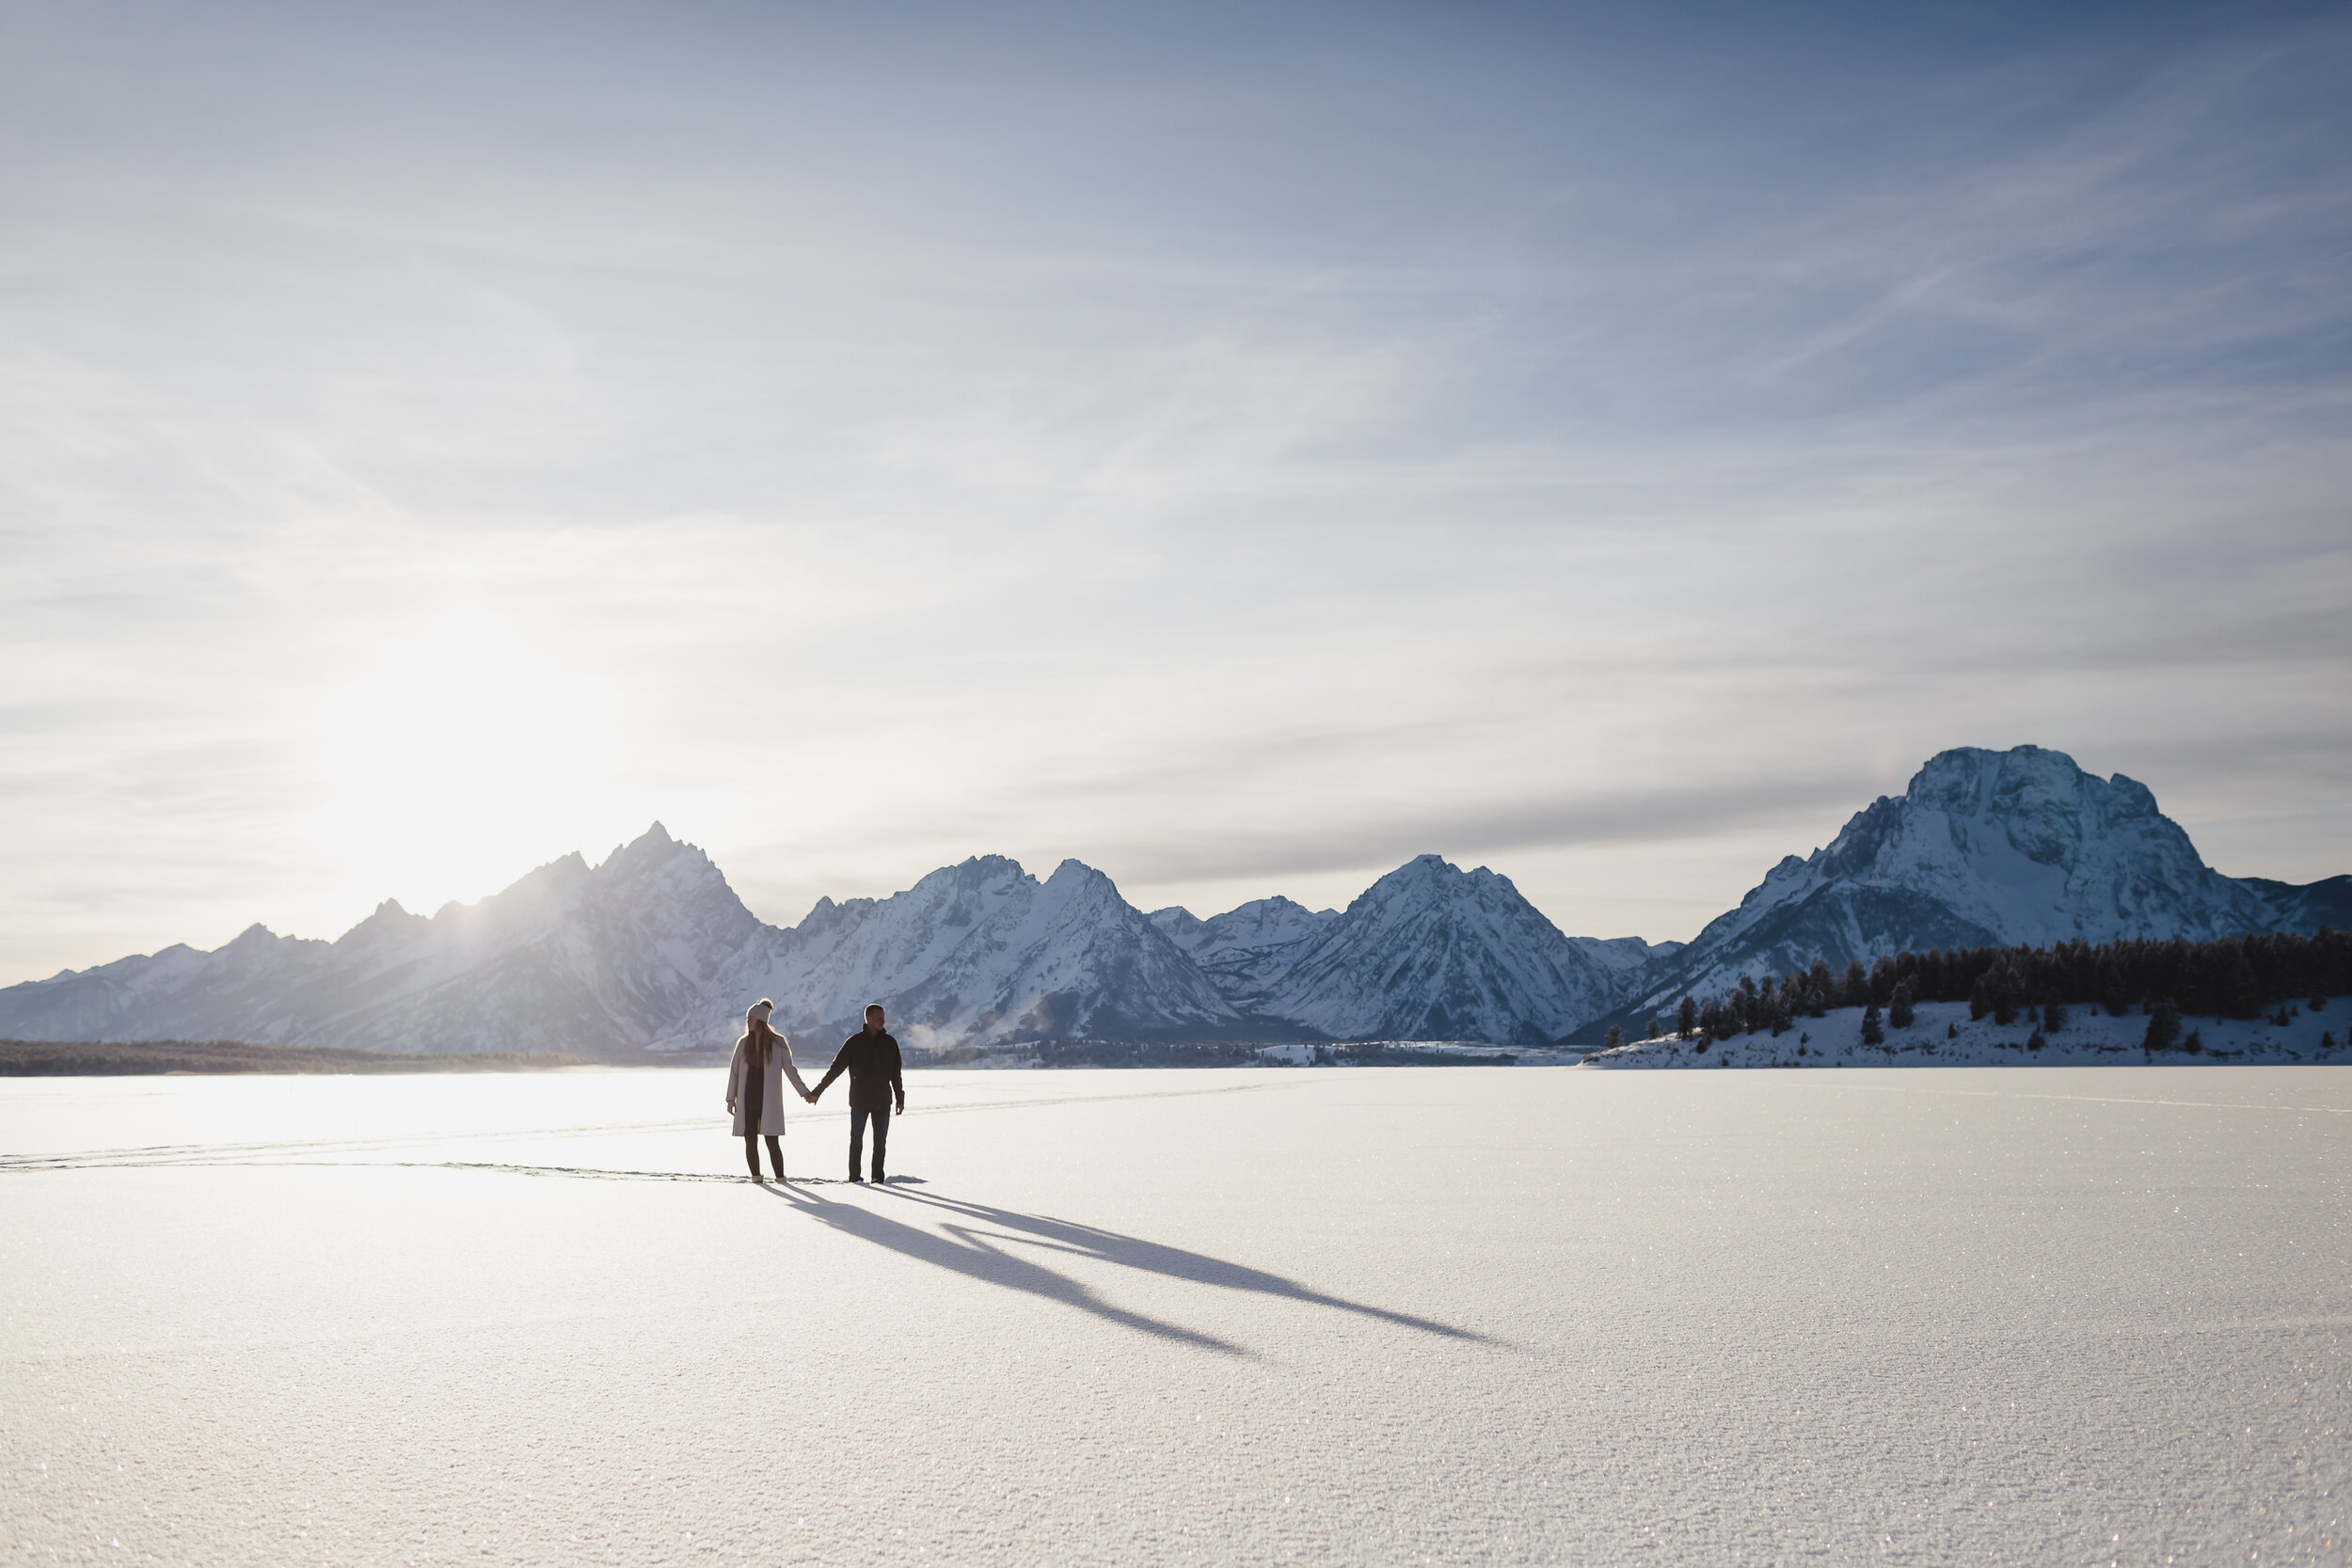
[745, 856, 1257, 1051]
[2239, 874, 2352, 935]
[0, 826, 778, 1055]
[1238, 855, 1631, 1046]
[1622, 745, 2340, 1021]
[1148, 896, 1338, 1000]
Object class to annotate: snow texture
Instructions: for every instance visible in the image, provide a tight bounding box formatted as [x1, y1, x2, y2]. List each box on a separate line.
[3, 1066, 2343, 1565]
[1585, 997, 2352, 1068]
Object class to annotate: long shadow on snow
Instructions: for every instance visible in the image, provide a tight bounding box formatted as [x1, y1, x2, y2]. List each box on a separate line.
[770, 1182, 1247, 1354]
[892, 1190, 1490, 1344]
[770, 1183, 1487, 1352]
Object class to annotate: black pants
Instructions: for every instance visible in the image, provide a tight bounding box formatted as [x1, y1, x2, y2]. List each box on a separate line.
[850, 1106, 890, 1180]
[743, 1134, 783, 1179]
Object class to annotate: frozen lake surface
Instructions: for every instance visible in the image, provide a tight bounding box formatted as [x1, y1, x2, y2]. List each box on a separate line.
[3, 1066, 2345, 1565]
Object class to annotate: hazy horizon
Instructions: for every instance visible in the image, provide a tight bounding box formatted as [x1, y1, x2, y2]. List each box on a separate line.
[7, 0, 2349, 982]
[11, 732, 2338, 983]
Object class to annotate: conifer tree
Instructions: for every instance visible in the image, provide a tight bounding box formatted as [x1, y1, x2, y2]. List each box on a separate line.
[1969, 974, 1993, 1022]
[2143, 998, 2181, 1053]
[1603, 1024, 1623, 1051]
[2099, 957, 2133, 1016]
[2042, 998, 2067, 1034]
[1676, 996, 1697, 1040]
[1860, 1003, 1884, 1046]
[2220, 949, 2262, 1019]
[1888, 981, 1915, 1030]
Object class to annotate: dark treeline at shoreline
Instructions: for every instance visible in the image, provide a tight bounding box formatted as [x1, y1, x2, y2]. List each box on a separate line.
[0, 1037, 1522, 1077]
[0, 1038, 594, 1076]
[1652, 929, 2351, 1045]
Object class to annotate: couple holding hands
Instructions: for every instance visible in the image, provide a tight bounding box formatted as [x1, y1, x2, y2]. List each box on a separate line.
[726, 999, 905, 1184]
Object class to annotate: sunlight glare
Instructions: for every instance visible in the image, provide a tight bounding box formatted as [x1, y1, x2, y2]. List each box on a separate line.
[312, 610, 618, 917]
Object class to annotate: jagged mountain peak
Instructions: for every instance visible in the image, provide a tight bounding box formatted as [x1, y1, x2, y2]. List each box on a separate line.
[598, 823, 721, 881]
[737, 850, 1247, 1047]
[339, 898, 431, 952]
[1623, 743, 2288, 1021]
[1252, 852, 1620, 1045]
[1151, 895, 1340, 1004]
[1347, 854, 1529, 922]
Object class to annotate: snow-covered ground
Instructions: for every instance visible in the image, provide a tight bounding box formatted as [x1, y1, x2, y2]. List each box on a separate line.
[1586, 997, 2349, 1069]
[4, 1065, 2345, 1564]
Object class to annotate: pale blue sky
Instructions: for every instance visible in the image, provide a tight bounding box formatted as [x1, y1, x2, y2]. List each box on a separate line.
[4, 1, 2348, 979]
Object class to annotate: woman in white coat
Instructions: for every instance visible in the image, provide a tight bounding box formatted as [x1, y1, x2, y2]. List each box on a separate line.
[726, 1000, 812, 1181]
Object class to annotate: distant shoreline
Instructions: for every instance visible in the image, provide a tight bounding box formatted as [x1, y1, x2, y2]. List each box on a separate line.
[0, 1037, 1536, 1077]
[0, 1038, 596, 1076]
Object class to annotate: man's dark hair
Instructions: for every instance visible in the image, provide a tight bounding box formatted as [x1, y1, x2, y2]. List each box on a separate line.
[864, 1003, 885, 1019]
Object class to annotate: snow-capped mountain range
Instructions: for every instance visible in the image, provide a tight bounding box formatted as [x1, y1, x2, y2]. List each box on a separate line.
[0, 746, 2341, 1054]
[1616, 745, 2347, 1026]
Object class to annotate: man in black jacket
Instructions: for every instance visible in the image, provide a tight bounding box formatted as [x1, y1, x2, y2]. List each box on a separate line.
[811, 1003, 906, 1183]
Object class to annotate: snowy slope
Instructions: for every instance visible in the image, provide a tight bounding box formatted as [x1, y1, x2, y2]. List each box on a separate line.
[2240, 874, 2352, 933]
[1248, 855, 1629, 1045]
[1568, 933, 1683, 979]
[1627, 745, 2304, 1016]
[0, 826, 774, 1055]
[1148, 897, 1338, 1003]
[1583, 997, 2350, 1068]
[739, 857, 1259, 1052]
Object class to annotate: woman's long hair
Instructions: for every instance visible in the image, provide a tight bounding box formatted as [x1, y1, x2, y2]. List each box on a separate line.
[739, 1001, 781, 1066]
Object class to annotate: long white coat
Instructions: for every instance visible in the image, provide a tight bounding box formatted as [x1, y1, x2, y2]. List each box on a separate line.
[726, 1039, 811, 1136]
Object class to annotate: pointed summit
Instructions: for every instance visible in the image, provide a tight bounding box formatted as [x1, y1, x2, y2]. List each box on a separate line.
[1629, 744, 2283, 1014]
[1250, 853, 1623, 1044]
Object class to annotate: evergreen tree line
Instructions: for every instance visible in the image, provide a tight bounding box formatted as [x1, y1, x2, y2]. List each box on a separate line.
[1641, 928, 2352, 1045]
